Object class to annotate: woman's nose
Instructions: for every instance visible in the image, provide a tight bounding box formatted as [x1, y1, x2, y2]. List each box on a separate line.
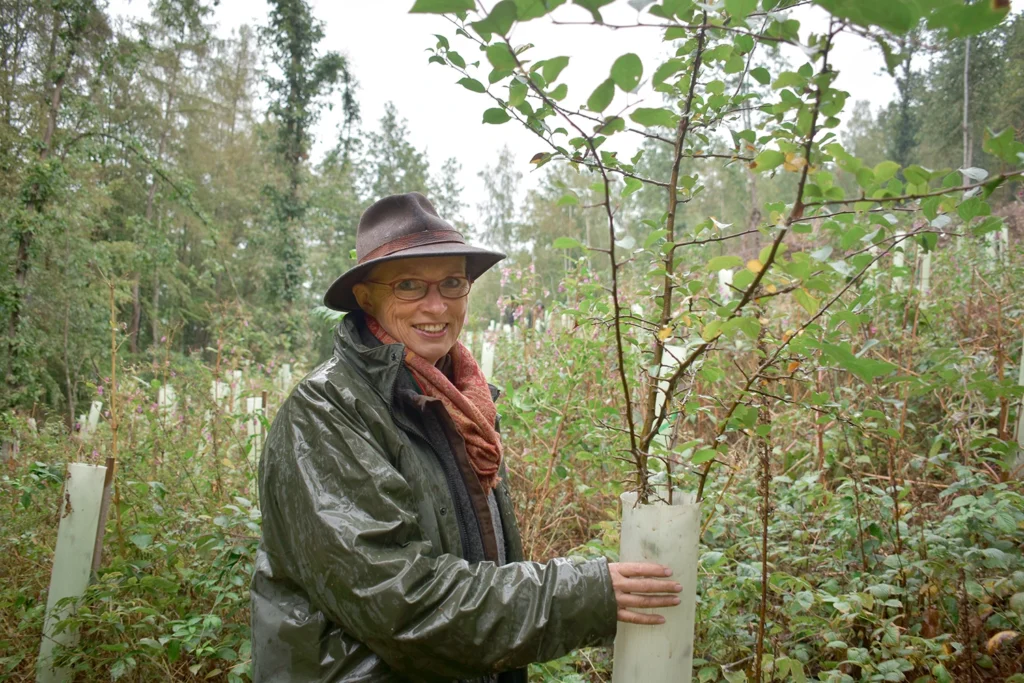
[419, 286, 448, 313]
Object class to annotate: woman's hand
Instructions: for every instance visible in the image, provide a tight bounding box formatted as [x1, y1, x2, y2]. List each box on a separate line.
[607, 562, 682, 625]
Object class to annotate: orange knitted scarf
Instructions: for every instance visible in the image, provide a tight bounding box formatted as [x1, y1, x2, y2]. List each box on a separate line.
[367, 316, 502, 490]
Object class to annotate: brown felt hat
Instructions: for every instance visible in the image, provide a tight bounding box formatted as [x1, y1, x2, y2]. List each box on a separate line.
[323, 192, 506, 312]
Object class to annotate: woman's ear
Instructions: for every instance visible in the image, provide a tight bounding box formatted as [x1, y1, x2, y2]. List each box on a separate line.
[352, 283, 373, 314]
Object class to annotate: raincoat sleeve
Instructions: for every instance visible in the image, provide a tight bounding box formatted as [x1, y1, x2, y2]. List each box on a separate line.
[260, 380, 619, 682]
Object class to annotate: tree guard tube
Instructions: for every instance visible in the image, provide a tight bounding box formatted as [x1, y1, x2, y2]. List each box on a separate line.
[38, 463, 108, 683]
[613, 491, 701, 683]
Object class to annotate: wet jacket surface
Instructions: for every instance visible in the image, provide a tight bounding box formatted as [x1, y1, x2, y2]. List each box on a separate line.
[251, 313, 618, 682]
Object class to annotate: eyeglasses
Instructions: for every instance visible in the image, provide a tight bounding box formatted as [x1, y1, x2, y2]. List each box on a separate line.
[364, 276, 473, 301]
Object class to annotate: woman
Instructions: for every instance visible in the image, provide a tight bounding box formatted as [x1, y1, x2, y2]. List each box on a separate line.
[251, 193, 681, 682]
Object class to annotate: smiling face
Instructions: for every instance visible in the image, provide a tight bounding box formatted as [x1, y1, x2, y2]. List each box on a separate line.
[352, 255, 469, 365]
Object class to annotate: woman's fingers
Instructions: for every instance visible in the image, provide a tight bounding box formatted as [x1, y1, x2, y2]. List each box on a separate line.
[617, 609, 668, 625]
[611, 562, 673, 578]
[616, 577, 682, 595]
[616, 593, 682, 609]
[608, 562, 684, 625]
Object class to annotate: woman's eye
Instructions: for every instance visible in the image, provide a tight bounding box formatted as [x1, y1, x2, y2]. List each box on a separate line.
[441, 277, 462, 288]
[395, 280, 421, 291]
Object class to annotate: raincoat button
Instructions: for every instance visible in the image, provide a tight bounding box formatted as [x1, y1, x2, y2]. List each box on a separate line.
[439, 506, 448, 516]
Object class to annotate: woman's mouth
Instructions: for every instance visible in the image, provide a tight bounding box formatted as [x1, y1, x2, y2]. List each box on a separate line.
[412, 323, 448, 338]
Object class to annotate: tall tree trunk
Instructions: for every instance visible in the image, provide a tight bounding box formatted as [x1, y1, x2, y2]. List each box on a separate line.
[962, 36, 972, 178]
[743, 165, 761, 259]
[151, 269, 160, 346]
[131, 64, 178, 352]
[8, 11, 71, 361]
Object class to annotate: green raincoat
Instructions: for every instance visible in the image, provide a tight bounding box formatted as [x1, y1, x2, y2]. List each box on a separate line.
[251, 313, 618, 682]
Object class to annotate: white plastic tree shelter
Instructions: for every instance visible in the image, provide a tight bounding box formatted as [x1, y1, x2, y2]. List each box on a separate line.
[480, 335, 496, 381]
[210, 380, 230, 407]
[717, 269, 733, 300]
[230, 369, 243, 412]
[919, 251, 932, 297]
[866, 245, 880, 288]
[157, 384, 177, 415]
[274, 364, 293, 394]
[37, 463, 108, 683]
[985, 231, 998, 268]
[892, 231, 906, 292]
[80, 401, 103, 441]
[613, 491, 701, 683]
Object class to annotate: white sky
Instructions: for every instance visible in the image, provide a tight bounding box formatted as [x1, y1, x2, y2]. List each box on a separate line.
[107, 0, 902, 225]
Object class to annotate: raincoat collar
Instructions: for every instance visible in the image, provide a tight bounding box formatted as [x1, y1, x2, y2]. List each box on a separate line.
[333, 311, 406, 406]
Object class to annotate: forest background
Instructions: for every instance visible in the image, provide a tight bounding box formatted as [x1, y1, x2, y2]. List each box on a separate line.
[2, 0, 1024, 681]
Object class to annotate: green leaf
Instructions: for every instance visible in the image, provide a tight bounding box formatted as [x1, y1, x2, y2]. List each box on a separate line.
[750, 66, 771, 85]
[130, 533, 154, 550]
[902, 164, 931, 185]
[773, 71, 805, 90]
[812, 0, 917, 33]
[410, 0, 476, 12]
[983, 127, 1024, 164]
[553, 236, 583, 249]
[927, 1, 1010, 38]
[734, 33, 755, 54]
[957, 196, 985, 222]
[793, 288, 819, 315]
[483, 107, 512, 124]
[446, 51, 466, 68]
[471, 0, 518, 36]
[630, 107, 679, 129]
[573, 0, 615, 22]
[874, 160, 899, 183]
[486, 43, 516, 70]
[653, 58, 685, 87]
[509, 79, 528, 106]
[691, 448, 718, 464]
[542, 55, 570, 82]
[488, 68, 512, 84]
[725, 0, 758, 18]
[972, 216, 1003, 237]
[587, 78, 615, 112]
[457, 77, 486, 93]
[643, 229, 668, 248]
[706, 255, 743, 272]
[815, 0, 1010, 36]
[729, 316, 761, 340]
[596, 116, 625, 135]
[820, 342, 895, 383]
[753, 149, 785, 171]
[610, 53, 643, 91]
[622, 176, 643, 197]
[514, 0, 567, 21]
[793, 590, 815, 611]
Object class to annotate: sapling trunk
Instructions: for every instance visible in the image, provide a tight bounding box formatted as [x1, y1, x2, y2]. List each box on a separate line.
[754, 325, 772, 679]
[1013, 330, 1024, 475]
[107, 281, 125, 557]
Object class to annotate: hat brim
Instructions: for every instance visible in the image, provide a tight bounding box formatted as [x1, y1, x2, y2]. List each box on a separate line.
[322, 242, 506, 312]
